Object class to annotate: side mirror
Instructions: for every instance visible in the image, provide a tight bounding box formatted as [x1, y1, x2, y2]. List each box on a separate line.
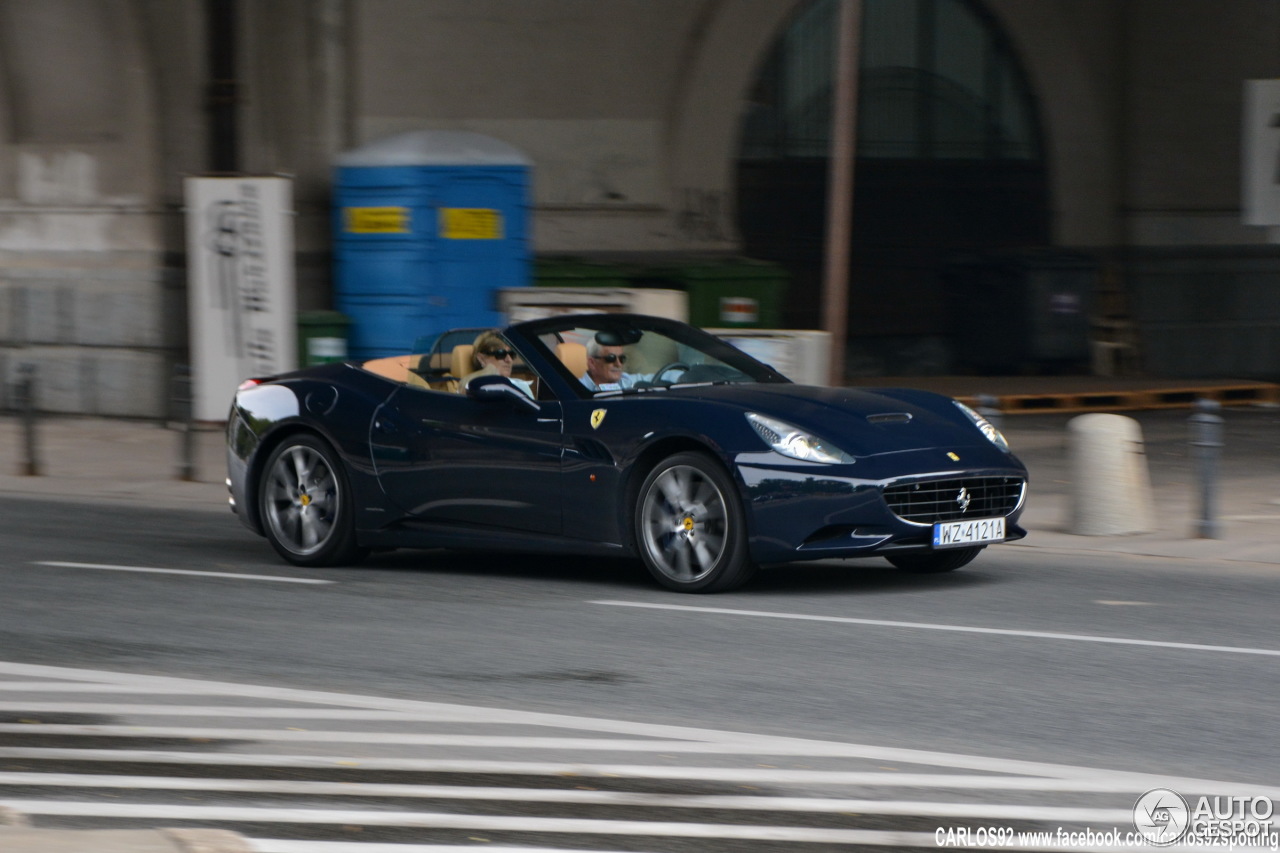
[465, 374, 541, 412]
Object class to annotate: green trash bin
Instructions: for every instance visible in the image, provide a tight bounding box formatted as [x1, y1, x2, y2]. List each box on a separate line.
[642, 259, 787, 328]
[533, 258, 642, 288]
[297, 310, 352, 366]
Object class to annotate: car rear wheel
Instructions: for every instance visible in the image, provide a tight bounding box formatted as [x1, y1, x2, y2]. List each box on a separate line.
[259, 434, 367, 567]
[887, 546, 983, 573]
[635, 452, 756, 592]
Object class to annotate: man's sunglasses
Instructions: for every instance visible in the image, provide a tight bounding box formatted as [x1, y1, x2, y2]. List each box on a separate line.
[593, 353, 628, 364]
[483, 348, 516, 360]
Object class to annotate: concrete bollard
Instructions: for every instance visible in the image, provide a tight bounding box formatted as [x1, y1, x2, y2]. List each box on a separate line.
[1067, 413, 1155, 535]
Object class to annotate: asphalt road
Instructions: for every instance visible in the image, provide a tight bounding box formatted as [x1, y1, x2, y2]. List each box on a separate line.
[1, 494, 1276, 791]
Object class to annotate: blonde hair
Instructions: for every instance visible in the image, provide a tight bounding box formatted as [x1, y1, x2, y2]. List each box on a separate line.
[471, 330, 507, 369]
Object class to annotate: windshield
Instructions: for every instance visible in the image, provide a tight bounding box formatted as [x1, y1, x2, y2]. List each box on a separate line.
[518, 314, 790, 396]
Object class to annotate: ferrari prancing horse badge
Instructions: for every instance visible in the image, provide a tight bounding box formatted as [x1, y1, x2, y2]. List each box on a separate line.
[590, 409, 607, 430]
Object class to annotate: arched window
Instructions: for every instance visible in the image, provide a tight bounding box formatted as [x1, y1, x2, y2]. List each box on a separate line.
[741, 0, 1042, 162]
[737, 0, 1049, 340]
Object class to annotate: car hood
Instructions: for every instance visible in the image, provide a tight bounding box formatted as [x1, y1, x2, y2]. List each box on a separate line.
[664, 382, 1005, 459]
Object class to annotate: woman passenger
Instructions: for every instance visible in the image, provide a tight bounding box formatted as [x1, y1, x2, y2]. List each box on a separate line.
[467, 330, 534, 397]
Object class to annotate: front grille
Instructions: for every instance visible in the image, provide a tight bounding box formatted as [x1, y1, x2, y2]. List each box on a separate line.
[883, 476, 1025, 524]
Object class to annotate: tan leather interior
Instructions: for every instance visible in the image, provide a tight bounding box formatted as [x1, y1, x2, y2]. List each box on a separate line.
[451, 344, 475, 380]
[360, 355, 410, 382]
[361, 355, 436, 388]
[556, 341, 587, 380]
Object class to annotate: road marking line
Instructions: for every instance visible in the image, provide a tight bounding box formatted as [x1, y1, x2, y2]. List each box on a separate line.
[1, 750, 1275, 796]
[0, 702, 504, 720]
[0, 800, 1063, 844]
[241, 837, 1216, 853]
[593, 600, 1280, 658]
[33, 561, 333, 584]
[0, 724, 805, 752]
[250, 843, 655, 853]
[1, 661, 1273, 796]
[1094, 600, 1158, 606]
[0, 772, 1132, 821]
[0, 682, 258, 694]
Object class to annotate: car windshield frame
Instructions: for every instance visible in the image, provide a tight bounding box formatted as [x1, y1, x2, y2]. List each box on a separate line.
[509, 313, 791, 398]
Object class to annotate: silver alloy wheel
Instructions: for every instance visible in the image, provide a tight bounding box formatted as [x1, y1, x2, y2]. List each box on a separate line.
[263, 444, 339, 557]
[639, 463, 729, 583]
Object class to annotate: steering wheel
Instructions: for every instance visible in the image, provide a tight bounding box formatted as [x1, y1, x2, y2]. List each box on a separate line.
[651, 362, 690, 385]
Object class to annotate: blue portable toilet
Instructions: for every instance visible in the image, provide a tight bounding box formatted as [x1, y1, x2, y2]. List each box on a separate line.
[332, 130, 531, 358]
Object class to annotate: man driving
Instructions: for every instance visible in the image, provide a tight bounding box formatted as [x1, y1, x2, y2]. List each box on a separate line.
[580, 335, 652, 392]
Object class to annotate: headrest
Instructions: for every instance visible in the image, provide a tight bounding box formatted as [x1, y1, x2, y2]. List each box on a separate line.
[556, 341, 588, 379]
[450, 344, 475, 377]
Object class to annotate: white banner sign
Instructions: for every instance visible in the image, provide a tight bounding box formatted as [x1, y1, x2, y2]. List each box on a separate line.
[1242, 80, 1280, 226]
[185, 176, 297, 421]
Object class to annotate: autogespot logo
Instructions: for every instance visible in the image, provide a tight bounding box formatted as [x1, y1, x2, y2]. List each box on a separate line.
[1135, 788, 1191, 845]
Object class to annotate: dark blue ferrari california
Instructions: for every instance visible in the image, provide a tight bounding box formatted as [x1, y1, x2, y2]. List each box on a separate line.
[226, 313, 1027, 592]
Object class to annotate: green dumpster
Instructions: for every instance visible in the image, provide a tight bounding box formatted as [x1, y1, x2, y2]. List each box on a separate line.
[297, 310, 352, 366]
[642, 259, 787, 328]
[533, 258, 642, 288]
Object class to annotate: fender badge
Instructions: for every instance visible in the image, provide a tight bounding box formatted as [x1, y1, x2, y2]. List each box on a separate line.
[590, 408, 607, 430]
[946, 451, 961, 461]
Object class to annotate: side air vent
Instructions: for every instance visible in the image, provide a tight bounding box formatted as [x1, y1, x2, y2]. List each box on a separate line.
[574, 438, 615, 464]
[867, 412, 913, 424]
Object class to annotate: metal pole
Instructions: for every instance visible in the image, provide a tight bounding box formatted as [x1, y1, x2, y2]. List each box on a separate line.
[821, 0, 862, 387]
[206, 0, 239, 173]
[174, 363, 197, 482]
[16, 363, 40, 476]
[1189, 398, 1223, 539]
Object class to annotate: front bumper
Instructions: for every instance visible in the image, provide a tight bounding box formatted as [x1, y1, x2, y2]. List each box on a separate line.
[735, 448, 1028, 564]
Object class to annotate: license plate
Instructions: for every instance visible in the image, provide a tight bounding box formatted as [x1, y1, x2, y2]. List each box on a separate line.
[933, 516, 1005, 548]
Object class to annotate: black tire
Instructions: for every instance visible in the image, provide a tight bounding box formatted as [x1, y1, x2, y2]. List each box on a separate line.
[258, 434, 367, 567]
[634, 452, 756, 592]
[887, 546, 983, 574]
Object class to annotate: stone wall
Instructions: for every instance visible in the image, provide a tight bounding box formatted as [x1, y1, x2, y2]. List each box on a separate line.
[0, 251, 183, 416]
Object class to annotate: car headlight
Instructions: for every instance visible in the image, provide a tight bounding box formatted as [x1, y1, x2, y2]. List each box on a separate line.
[953, 401, 1010, 452]
[746, 413, 855, 464]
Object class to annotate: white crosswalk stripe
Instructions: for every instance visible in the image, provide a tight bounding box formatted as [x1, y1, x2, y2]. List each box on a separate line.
[0, 661, 1273, 852]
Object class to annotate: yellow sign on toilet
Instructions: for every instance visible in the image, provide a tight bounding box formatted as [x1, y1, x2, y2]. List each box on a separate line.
[344, 207, 411, 234]
[440, 208, 503, 239]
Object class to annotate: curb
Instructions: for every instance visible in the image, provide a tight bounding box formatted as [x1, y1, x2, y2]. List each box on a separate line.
[0, 829, 253, 853]
[0, 805, 30, 827]
[160, 829, 255, 853]
[0, 818, 252, 853]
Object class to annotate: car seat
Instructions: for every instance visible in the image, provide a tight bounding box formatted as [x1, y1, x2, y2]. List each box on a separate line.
[556, 341, 587, 380]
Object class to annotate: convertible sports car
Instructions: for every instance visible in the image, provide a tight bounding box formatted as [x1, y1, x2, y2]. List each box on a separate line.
[226, 313, 1027, 592]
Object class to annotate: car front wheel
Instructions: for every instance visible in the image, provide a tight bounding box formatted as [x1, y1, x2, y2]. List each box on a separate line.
[259, 434, 366, 567]
[887, 546, 983, 573]
[635, 452, 756, 592]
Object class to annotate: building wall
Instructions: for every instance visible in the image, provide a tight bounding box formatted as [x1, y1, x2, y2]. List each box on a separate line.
[1119, 0, 1280, 377]
[1123, 0, 1280, 246]
[987, 0, 1125, 248]
[0, 0, 180, 417]
[351, 0, 799, 253]
[237, 0, 349, 312]
[991, 0, 1280, 377]
[1, 0, 1278, 418]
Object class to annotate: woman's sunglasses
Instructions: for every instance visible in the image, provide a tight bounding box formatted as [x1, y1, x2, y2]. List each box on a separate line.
[593, 353, 627, 364]
[483, 348, 516, 360]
